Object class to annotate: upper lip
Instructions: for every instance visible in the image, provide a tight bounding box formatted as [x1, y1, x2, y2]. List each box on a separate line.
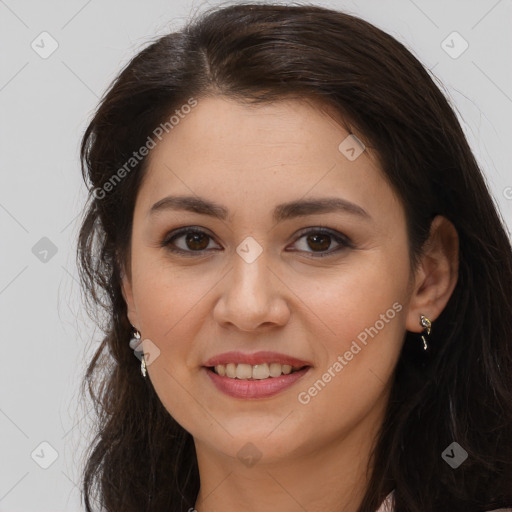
[203, 351, 312, 368]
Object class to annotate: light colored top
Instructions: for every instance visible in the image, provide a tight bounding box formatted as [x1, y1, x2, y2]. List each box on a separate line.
[375, 492, 394, 512]
[376, 491, 512, 512]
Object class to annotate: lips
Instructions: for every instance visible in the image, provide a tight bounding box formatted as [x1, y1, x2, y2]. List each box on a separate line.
[202, 350, 313, 399]
[203, 365, 311, 399]
[202, 350, 312, 368]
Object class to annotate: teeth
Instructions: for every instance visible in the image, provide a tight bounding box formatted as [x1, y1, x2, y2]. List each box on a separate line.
[226, 363, 236, 378]
[213, 362, 299, 379]
[282, 364, 292, 375]
[269, 362, 282, 378]
[236, 364, 252, 379]
[252, 363, 270, 380]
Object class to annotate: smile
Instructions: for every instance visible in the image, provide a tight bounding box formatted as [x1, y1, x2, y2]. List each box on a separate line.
[210, 362, 306, 380]
[203, 365, 311, 399]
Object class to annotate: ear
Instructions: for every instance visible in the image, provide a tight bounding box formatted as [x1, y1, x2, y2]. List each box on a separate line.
[120, 265, 139, 330]
[406, 215, 459, 333]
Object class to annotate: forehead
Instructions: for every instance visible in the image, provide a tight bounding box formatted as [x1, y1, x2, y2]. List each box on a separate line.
[135, 95, 399, 223]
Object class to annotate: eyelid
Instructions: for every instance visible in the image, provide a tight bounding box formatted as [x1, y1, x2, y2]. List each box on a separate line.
[292, 226, 353, 247]
[286, 226, 354, 257]
[161, 226, 221, 255]
[161, 226, 353, 257]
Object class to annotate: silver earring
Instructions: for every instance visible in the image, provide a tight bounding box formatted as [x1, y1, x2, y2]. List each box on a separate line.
[420, 315, 431, 351]
[129, 328, 147, 378]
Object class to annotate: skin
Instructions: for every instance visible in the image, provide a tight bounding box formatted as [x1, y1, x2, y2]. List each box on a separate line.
[121, 96, 459, 512]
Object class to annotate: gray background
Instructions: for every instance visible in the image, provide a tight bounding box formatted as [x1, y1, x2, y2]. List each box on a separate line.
[1, 0, 511, 510]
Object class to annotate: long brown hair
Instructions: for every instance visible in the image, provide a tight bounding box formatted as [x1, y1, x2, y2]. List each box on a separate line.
[77, 3, 512, 511]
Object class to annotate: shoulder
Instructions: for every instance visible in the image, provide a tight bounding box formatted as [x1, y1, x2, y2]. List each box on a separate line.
[375, 492, 512, 512]
[375, 492, 394, 512]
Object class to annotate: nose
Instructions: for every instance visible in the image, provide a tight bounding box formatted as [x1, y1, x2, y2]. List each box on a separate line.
[213, 246, 291, 332]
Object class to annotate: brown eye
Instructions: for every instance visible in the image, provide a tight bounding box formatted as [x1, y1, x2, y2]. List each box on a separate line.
[289, 228, 353, 257]
[162, 226, 352, 258]
[184, 232, 210, 251]
[162, 227, 220, 255]
[305, 233, 331, 252]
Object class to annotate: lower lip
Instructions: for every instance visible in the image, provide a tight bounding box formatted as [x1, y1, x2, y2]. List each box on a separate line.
[204, 366, 311, 399]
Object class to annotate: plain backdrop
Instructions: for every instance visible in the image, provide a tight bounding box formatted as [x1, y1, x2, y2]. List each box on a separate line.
[1, 0, 511, 510]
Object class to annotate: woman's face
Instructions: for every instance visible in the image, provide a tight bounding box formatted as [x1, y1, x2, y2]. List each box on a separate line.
[122, 96, 416, 464]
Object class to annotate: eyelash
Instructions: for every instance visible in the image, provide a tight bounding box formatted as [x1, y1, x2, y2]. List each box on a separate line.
[160, 226, 353, 258]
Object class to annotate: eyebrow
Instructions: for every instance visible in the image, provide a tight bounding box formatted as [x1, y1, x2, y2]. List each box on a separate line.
[148, 195, 371, 223]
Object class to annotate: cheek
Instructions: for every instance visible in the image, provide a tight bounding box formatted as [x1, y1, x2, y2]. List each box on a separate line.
[290, 248, 410, 408]
[133, 235, 410, 364]
[292, 247, 409, 345]
[130, 260, 214, 429]
[290, 280, 407, 451]
[133, 262, 210, 347]
[129, 232, 411, 442]
[130, 253, 231, 414]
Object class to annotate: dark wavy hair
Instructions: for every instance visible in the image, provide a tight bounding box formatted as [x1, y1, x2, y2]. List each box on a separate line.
[77, 3, 512, 511]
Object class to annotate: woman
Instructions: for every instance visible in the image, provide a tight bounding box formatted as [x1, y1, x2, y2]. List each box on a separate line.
[77, 3, 512, 511]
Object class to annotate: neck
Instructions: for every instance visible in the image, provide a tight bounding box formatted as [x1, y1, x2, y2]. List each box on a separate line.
[193, 398, 387, 512]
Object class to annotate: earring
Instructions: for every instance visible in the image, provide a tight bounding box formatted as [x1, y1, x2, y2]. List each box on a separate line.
[129, 328, 147, 378]
[420, 315, 431, 351]
[140, 354, 147, 378]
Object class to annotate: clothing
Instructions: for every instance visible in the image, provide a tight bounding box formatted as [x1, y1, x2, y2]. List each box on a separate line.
[375, 492, 393, 512]
[375, 491, 512, 512]
[375, 492, 394, 512]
